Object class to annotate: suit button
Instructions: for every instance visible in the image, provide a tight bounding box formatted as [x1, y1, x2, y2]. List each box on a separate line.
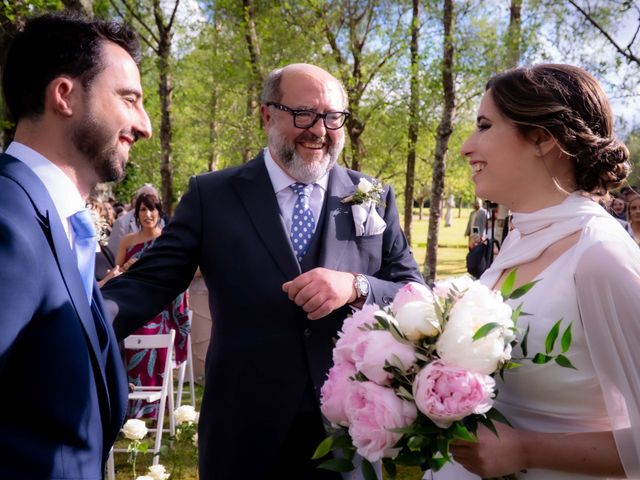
[303, 328, 312, 337]
[382, 296, 393, 305]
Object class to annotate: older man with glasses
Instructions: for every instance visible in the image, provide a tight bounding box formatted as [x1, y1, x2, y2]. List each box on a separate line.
[103, 63, 424, 480]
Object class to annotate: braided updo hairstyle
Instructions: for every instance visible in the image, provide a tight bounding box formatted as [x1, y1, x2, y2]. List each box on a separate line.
[486, 64, 630, 194]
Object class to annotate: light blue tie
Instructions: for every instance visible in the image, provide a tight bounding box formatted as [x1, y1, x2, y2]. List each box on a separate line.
[70, 208, 97, 302]
[290, 183, 316, 262]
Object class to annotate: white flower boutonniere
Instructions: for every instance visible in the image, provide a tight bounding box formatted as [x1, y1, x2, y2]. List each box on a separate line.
[342, 177, 387, 236]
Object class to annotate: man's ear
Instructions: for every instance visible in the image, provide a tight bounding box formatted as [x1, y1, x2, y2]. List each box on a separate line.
[529, 128, 556, 157]
[260, 103, 272, 130]
[46, 77, 76, 117]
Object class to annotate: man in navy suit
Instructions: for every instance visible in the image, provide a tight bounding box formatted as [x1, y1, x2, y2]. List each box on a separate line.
[103, 63, 424, 479]
[0, 13, 151, 479]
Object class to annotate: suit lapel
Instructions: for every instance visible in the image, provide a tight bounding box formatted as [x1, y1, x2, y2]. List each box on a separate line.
[0, 155, 109, 381]
[318, 166, 357, 269]
[231, 153, 301, 280]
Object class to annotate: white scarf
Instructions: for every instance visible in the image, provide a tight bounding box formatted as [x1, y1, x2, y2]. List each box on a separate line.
[481, 192, 611, 289]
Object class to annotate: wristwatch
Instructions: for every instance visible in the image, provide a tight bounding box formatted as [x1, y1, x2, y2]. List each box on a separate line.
[353, 273, 370, 300]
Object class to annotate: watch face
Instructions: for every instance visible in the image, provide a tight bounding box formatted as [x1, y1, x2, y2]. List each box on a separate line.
[356, 275, 369, 296]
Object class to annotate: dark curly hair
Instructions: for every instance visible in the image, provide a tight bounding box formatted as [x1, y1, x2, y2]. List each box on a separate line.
[486, 64, 630, 194]
[2, 11, 140, 122]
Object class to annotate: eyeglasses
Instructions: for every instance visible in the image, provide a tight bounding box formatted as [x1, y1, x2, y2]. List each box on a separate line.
[266, 102, 350, 130]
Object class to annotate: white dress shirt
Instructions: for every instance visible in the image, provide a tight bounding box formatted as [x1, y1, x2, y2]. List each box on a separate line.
[6, 141, 85, 247]
[263, 147, 329, 235]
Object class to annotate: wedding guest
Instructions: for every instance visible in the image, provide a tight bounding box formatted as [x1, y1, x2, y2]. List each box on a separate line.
[111, 192, 190, 419]
[107, 183, 163, 253]
[434, 64, 640, 480]
[103, 62, 424, 480]
[0, 12, 151, 478]
[625, 193, 640, 245]
[610, 194, 627, 221]
[464, 198, 488, 249]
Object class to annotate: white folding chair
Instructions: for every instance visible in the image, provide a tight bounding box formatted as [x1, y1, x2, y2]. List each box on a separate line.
[174, 312, 196, 408]
[107, 330, 177, 476]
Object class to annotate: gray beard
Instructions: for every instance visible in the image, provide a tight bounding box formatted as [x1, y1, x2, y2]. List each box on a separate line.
[268, 129, 344, 184]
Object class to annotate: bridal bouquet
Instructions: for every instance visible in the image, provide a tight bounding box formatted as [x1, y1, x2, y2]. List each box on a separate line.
[314, 273, 574, 479]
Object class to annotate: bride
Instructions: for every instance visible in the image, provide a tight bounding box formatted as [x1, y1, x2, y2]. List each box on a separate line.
[431, 64, 640, 480]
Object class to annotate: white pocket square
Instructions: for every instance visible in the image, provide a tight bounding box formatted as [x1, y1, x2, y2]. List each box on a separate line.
[351, 201, 387, 236]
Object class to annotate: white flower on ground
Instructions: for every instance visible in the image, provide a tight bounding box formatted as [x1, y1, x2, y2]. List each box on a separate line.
[436, 282, 514, 375]
[174, 405, 198, 425]
[147, 464, 171, 480]
[122, 419, 148, 440]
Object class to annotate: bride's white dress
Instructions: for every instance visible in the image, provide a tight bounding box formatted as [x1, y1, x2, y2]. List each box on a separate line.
[427, 194, 640, 480]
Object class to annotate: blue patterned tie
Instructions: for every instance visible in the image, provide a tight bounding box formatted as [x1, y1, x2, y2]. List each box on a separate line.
[290, 183, 316, 262]
[70, 208, 97, 302]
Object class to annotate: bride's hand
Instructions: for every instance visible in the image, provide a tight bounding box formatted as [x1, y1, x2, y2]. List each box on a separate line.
[449, 422, 528, 478]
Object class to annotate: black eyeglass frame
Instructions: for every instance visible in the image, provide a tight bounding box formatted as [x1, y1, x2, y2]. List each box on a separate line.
[265, 102, 350, 130]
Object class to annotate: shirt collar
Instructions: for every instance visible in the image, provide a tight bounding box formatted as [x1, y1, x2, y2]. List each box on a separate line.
[6, 142, 85, 220]
[263, 147, 329, 193]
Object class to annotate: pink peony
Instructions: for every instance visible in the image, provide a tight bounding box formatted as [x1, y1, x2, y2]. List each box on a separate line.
[412, 361, 495, 428]
[391, 282, 433, 315]
[352, 330, 417, 385]
[333, 304, 380, 364]
[345, 381, 417, 462]
[320, 362, 358, 426]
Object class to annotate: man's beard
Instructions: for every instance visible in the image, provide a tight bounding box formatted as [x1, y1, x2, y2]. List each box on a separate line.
[72, 111, 127, 183]
[269, 128, 344, 184]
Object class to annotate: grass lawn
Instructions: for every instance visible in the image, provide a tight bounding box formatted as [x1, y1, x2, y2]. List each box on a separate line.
[111, 211, 470, 479]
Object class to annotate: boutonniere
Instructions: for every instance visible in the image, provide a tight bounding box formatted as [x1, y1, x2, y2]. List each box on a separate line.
[342, 177, 387, 236]
[341, 178, 385, 207]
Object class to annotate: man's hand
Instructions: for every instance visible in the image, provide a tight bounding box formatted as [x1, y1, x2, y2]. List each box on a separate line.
[282, 267, 356, 320]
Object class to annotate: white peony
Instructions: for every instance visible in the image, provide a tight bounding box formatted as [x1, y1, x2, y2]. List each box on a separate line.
[122, 419, 148, 440]
[436, 282, 514, 375]
[395, 301, 440, 341]
[357, 178, 373, 194]
[174, 405, 198, 425]
[135, 476, 154, 480]
[147, 464, 171, 480]
[433, 275, 475, 301]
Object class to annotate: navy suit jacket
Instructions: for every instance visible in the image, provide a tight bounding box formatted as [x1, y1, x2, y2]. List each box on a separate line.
[103, 152, 424, 479]
[0, 154, 128, 479]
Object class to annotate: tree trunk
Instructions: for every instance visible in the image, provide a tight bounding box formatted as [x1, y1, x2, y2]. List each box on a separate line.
[505, 0, 521, 67]
[242, 0, 263, 163]
[62, 0, 94, 17]
[158, 32, 174, 214]
[424, 0, 455, 283]
[403, 0, 420, 244]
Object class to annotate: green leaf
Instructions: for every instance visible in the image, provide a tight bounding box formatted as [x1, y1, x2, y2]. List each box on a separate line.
[509, 279, 540, 299]
[520, 323, 530, 357]
[317, 458, 354, 472]
[511, 303, 523, 324]
[407, 435, 427, 450]
[477, 416, 498, 436]
[545, 319, 562, 354]
[472, 322, 501, 341]
[427, 455, 448, 471]
[555, 354, 577, 370]
[382, 458, 397, 478]
[333, 434, 354, 449]
[361, 458, 379, 480]
[436, 436, 450, 458]
[312, 435, 334, 460]
[486, 408, 512, 427]
[451, 422, 475, 441]
[500, 269, 517, 298]
[532, 353, 552, 364]
[561, 323, 573, 353]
